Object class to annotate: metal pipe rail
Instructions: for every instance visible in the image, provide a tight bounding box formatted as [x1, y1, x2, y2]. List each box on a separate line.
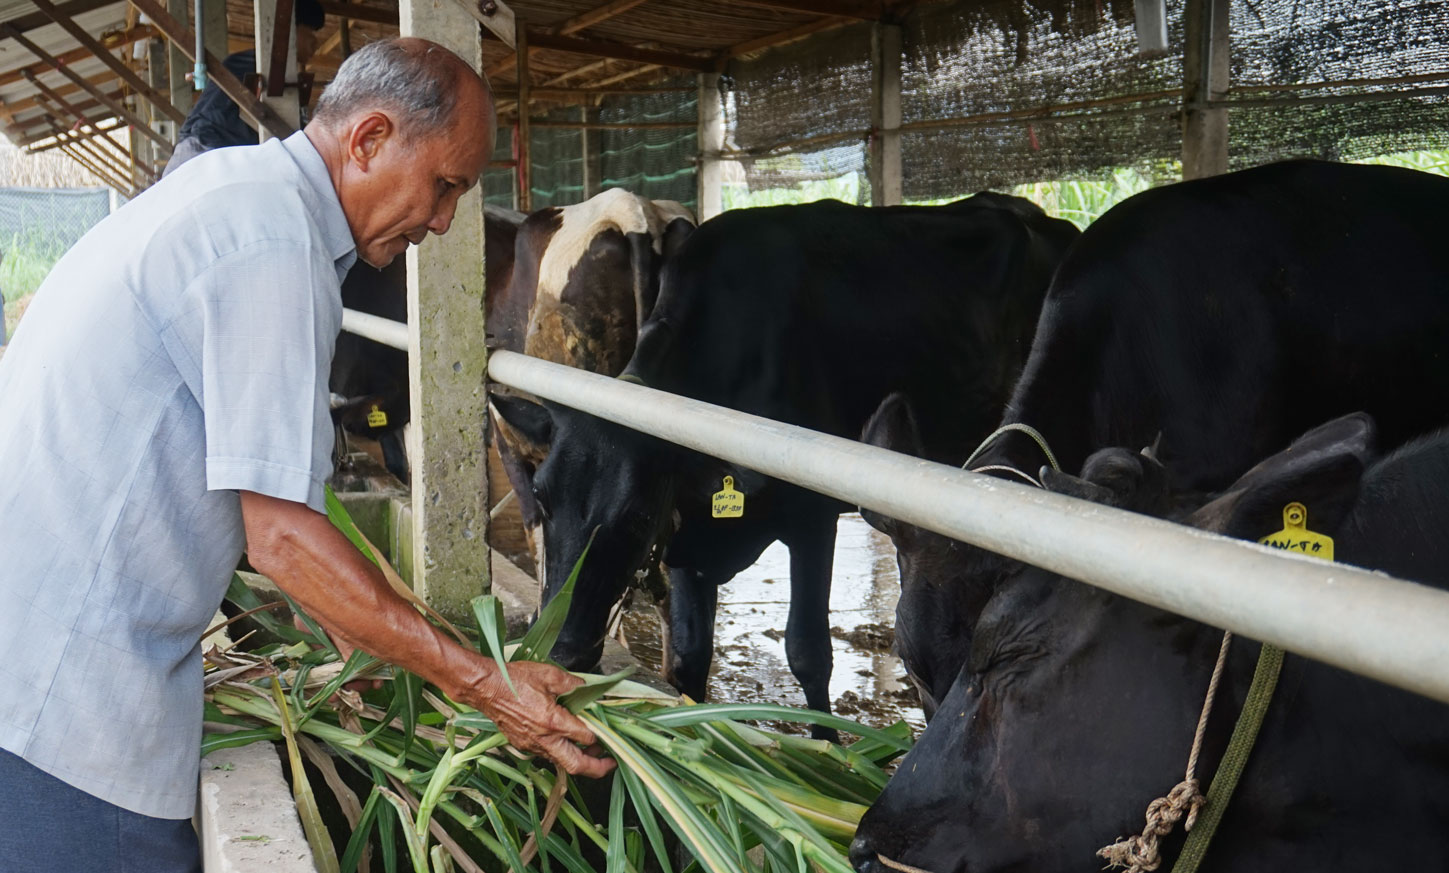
[487, 349, 1449, 705]
[341, 308, 409, 351]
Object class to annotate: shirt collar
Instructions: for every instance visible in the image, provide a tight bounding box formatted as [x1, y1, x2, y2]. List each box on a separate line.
[280, 130, 359, 274]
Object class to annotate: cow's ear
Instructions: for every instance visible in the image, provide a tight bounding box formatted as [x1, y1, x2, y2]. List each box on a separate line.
[661, 217, 694, 263]
[1042, 448, 1172, 515]
[1189, 412, 1377, 541]
[859, 393, 925, 536]
[490, 395, 553, 447]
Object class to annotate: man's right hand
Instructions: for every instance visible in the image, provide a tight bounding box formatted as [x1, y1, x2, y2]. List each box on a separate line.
[239, 491, 616, 781]
[465, 659, 616, 779]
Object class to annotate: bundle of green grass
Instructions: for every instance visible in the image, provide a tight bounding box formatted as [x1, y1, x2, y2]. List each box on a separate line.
[203, 490, 911, 873]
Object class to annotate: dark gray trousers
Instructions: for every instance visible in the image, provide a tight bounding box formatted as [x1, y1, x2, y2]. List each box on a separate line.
[0, 747, 201, 873]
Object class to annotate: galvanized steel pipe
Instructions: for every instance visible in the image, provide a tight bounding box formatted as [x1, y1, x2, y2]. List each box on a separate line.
[340, 309, 409, 351]
[487, 349, 1449, 705]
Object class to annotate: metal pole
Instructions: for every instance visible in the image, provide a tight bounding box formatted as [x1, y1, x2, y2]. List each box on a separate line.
[341, 308, 409, 350]
[487, 349, 1449, 707]
[193, 0, 207, 90]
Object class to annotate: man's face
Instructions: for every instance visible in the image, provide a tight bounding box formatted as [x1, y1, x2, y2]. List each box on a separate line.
[343, 88, 494, 268]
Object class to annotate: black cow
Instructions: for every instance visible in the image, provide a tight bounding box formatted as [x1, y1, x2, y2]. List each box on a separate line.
[851, 413, 1449, 873]
[491, 193, 1079, 733]
[330, 204, 525, 482]
[875, 160, 1449, 713]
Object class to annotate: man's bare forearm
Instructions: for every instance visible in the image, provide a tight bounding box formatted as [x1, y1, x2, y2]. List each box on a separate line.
[238, 491, 497, 702]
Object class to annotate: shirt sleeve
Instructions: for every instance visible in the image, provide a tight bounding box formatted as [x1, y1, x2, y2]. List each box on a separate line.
[192, 237, 340, 513]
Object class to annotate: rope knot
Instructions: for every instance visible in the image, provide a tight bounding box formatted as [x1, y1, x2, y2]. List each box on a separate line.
[1096, 778, 1205, 872]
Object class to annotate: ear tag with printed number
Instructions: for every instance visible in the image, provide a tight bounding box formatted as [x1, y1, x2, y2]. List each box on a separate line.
[1258, 501, 1333, 562]
[367, 405, 388, 428]
[712, 476, 744, 519]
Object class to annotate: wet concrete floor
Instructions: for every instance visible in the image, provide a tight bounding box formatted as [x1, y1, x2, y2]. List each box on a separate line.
[620, 513, 926, 735]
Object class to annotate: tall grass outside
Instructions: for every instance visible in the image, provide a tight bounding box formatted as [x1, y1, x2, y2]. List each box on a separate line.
[3, 230, 70, 343]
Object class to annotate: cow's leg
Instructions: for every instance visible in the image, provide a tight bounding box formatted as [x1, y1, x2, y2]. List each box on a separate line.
[664, 566, 719, 702]
[379, 429, 410, 486]
[785, 513, 839, 742]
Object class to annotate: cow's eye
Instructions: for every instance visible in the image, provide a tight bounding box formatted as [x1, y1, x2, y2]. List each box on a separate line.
[531, 485, 551, 520]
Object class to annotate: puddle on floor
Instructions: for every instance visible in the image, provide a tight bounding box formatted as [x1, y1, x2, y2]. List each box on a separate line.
[620, 513, 925, 735]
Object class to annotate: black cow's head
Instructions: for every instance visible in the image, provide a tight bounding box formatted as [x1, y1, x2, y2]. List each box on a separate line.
[861, 394, 1180, 717]
[850, 413, 1376, 873]
[491, 394, 675, 670]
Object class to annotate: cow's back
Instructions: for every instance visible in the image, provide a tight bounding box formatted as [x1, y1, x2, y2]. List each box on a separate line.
[631, 195, 1078, 464]
[1005, 160, 1449, 488]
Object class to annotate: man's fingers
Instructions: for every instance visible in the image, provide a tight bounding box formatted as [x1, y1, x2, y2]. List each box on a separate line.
[549, 709, 597, 747]
[543, 737, 615, 779]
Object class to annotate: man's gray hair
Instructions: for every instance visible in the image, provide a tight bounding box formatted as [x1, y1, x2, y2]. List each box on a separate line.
[313, 39, 468, 138]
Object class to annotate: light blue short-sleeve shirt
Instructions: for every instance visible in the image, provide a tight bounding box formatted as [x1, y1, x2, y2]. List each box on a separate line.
[0, 132, 357, 819]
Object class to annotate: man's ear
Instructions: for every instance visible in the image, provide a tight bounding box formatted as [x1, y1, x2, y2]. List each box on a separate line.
[1188, 412, 1376, 541]
[347, 112, 393, 170]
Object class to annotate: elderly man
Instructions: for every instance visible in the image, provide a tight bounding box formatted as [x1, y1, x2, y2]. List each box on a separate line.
[0, 38, 609, 872]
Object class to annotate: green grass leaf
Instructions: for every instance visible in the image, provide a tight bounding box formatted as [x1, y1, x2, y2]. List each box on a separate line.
[471, 595, 516, 695]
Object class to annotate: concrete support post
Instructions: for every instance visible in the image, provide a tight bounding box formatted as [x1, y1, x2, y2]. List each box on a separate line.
[580, 104, 601, 200]
[696, 72, 722, 221]
[397, 0, 491, 618]
[868, 22, 902, 206]
[254, 0, 302, 139]
[145, 38, 170, 177]
[167, 0, 195, 115]
[204, 0, 227, 59]
[515, 23, 532, 212]
[1181, 0, 1230, 179]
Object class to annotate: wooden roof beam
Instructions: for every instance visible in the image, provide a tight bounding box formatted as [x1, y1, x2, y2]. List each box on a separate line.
[315, 1, 399, 25]
[58, 139, 131, 191]
[22, 115, 124, 150]
[1, 0, 120, 40]
[128, 0, 295, 139]
[727, 0, 883, 19]
[11, 88, 130, 137]
[34, 105, 137, 185]
[0, 24, 156, 89]
[25, 0, 187, 124]
[5, 70, 121, 117]
[485, 29, 715, 72]
[484, 0, 651, 78]
[725, 14, 852, 57]
[0, 23, 174, 156]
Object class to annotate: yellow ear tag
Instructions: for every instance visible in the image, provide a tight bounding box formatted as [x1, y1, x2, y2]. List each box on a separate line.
[1258, 501, 1334, 562]
[367, 405, 388, 428]
[712, 475, 744, 519]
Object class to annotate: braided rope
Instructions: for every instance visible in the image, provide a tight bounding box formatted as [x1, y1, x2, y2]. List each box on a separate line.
[1098, 630, 1234, 872]
[1169, 642, 1284, 873]
[966, 463, 1044, 488]
[963, 422, 1062, 473]
[877, 853, 936, 873]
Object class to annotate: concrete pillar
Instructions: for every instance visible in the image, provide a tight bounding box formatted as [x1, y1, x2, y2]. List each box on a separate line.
[166, 0, 195, 115]
[580, 104, 601, 200]
[696, 72, 723, 220]
[254, 0, 302, 139]
[397, 0, 491, 618]
[869, 23, 902, 206]
[1181, 0, 1230, 179]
